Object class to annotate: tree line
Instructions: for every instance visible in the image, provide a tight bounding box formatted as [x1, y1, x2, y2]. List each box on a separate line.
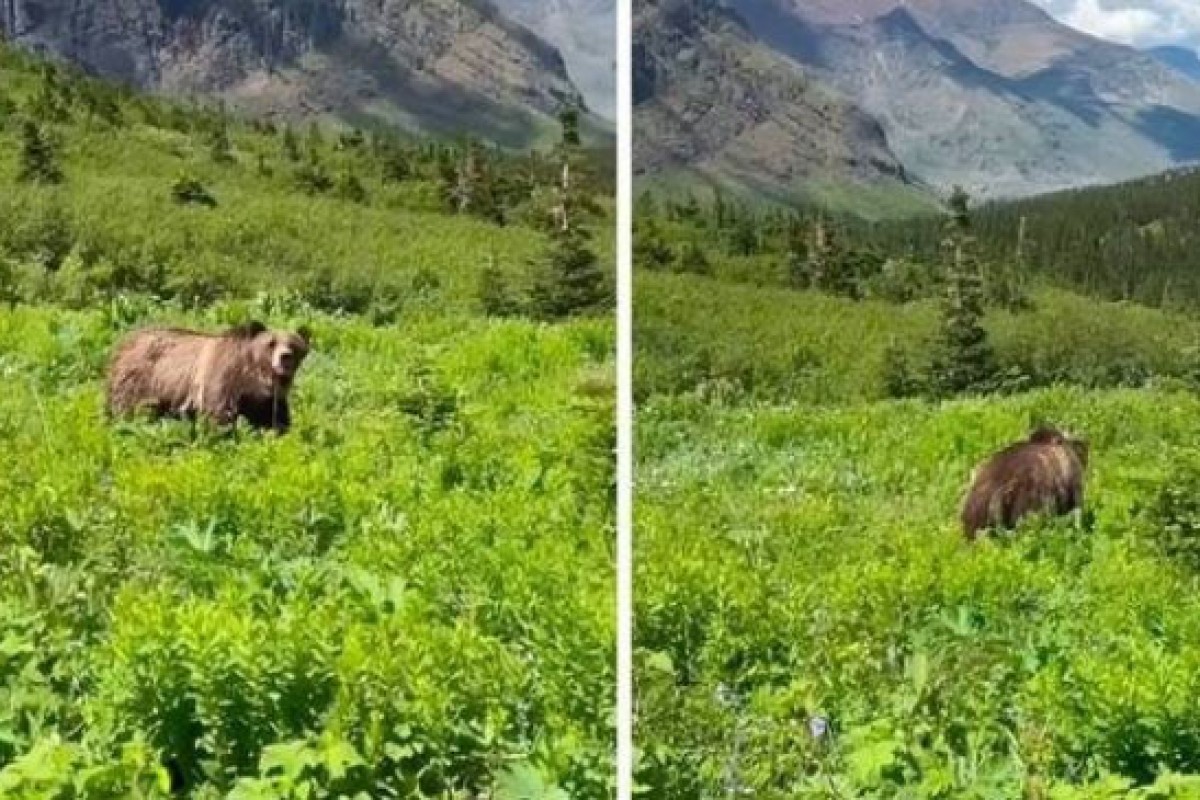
[0, 43, 612, 322]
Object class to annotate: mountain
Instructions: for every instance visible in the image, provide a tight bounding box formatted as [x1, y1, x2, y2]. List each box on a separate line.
[0, 0, 598, 148]
[727, 0, 1200, 199]
[492, 0, 614, 120]
[1147, 45, 1200, 83]
[633, 0, 930, 216]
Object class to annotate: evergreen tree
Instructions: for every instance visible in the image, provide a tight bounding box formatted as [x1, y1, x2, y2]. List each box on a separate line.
[77, 80, 123, 127]
[171, 173, 216, 207]
[558, 105, 582, 148]
[713, 188, 730, 230]
[675, 193, 701, 222]
[336, 169, 368, 204]
[209, 121, 233, 163]
[677, 241, 711, 276]
[379, 139, 411, 184]
[634, 215, 675, 270]
[729, 216, 759, 256]
[784, 217, 811, 289]
[929, 187, 997, 397]
[450, 140, 501, 223]
[881, 343, 922, 398]
[28, 64, 70, 123]
[531, 224, 609, 320]
[436, 147, 459, 212]
[808, 218, 859, 297]
[338, 128, 365, 150]
[305, 121, 324, 158]
[281, 125, 301, 162]
[786, 249, 810, 289]
[294, 155, 333, 195]
[530, 111, 608, 318]
[0, 93, 17, 130]
[477, 260, 521, 317]
[0, 257, 18, 308]
[17, 120, 63, 184]
[807, 217, 833, 290]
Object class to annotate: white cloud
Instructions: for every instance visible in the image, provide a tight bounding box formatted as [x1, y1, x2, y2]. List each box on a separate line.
[1029, 0, 1200, 49]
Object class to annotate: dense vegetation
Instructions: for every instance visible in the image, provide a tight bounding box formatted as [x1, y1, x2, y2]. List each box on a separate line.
[634, 177, 1200, 797]
[0, 44, 614, 798]
[636, 163, 1200, 315]
[868, 167, 1200, 311]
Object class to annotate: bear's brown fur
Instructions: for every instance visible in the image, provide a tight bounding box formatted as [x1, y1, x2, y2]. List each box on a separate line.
[105, 321, 310, 432]
[961, 425, 1089, 539]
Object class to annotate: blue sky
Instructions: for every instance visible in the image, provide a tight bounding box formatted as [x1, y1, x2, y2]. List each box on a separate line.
[1030, 0, 1200, 51]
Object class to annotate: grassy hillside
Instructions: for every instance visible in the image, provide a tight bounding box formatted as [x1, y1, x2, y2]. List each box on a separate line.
[637, 386, 1200, 798]
[636, 272, 1200, 404]
[635, 182, 1200, 796]
[0, 45, 614, 797]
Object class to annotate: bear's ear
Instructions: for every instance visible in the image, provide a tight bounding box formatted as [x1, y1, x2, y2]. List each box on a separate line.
[296, 325, 313, 347]
[1027, 421, 1061, 444]
[228, 320, 268, 339]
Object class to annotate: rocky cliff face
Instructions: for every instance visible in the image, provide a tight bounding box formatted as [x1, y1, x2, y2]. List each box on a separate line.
[491, 0, 614, 120]
[1, 0, 589, 146]
[633, 0, 917, 205]
[731, 0, 1200, 198]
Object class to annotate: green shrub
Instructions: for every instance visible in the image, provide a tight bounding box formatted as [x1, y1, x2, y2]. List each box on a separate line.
[170, 173, 217, 207]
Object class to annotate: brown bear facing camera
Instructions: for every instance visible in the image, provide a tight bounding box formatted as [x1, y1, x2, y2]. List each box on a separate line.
[105, 321, 310, 433]
[960, 426, 1089, 539]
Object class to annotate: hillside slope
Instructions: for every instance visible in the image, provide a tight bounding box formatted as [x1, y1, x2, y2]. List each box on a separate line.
[1, 0, 594, 147]
[633, 0, 929, 214]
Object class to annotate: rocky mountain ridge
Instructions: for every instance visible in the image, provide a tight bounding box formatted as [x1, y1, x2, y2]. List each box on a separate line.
[633, 0, 924, 212]
[636, 0, 1200, 207]
[1, 0, 602, 147]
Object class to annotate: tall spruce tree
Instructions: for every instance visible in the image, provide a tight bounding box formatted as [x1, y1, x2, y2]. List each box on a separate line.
[281, 125, 301, 161]
[530, 108, 609, 319]
[451, 140, 501, 223]
[558, 105, 582, 148]
[18, 119, 63, 184]
[29, 64, 70, 124]
[531, 224, 609, 319]
[930, 187, 996, 397]
[209, 121, 233, 163]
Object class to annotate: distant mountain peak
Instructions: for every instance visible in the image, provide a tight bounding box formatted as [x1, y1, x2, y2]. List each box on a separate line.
[705, 0, 1200, 202]
[1147, 44, 1200, 83]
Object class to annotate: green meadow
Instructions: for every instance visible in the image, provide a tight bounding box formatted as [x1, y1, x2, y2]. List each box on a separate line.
[635, 192, 1200, 797]
[0, 45, 614, 798]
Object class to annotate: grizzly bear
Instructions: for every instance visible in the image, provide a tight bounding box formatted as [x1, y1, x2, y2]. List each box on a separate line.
[105, 321, 311, 433]
[960, 425, 1089, 539]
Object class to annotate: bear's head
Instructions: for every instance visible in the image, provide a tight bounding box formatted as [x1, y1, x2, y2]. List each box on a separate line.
[1028, 424, 1088, 470]
[229, 321, 311, 390]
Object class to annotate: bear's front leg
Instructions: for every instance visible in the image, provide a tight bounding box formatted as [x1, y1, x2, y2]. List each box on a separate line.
[236, 395, 290, 433]
[271, 397, 291, 433]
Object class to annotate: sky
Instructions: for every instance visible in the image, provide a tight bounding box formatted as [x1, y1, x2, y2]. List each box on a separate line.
[1029, 0, 1200, 51]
